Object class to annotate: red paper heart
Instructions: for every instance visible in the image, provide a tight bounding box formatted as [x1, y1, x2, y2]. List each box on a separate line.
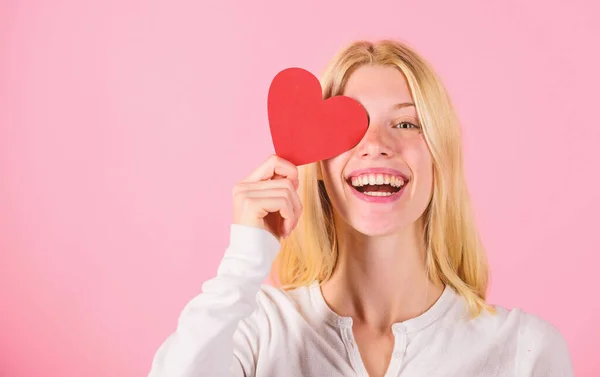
[267, 68, 369, 166]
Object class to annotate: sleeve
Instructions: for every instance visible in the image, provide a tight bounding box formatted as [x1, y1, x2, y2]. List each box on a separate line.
[518, 312, 575, 377]
[147, 224, 281, 377]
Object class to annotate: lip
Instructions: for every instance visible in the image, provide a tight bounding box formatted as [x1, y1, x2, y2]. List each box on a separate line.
[347, 178, 408, 203]
[345, 167, 410, 181]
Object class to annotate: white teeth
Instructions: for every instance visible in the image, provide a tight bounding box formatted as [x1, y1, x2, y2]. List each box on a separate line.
[350, 173, 406, 188]
[363, 191, 393, 196]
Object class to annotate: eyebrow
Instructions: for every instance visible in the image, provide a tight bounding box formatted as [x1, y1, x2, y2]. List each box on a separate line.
[394, 102, 415, 109]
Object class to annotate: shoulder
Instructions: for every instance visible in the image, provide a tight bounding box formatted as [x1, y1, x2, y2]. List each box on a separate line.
[517, 310, 572, 361]
[517, 309, 566, 342]
[490, 305, 574, 376]
[516, 309, 571, 357]
[462, 298, 574, 376]
[482, 302, 570, 351]
[255, 283, 305, 314]
[466, 300, 568, 343]
[240, 283, 312, 328]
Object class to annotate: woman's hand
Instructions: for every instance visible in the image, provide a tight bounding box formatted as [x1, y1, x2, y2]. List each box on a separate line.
[232, 155, 303, 240]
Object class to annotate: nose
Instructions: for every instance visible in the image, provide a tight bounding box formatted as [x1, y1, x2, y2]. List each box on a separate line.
[355, 123, 394, 158]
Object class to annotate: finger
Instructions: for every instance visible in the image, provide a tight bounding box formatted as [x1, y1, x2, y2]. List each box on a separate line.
[242, 196, 293, 219]
[288, 188, 302, 222]
[233, 178, 297, 198]
[243, 155, 299, 188]
[243, 188, 298, 220]
[286, 193, 303, 234]
[234, 181, 302, 222]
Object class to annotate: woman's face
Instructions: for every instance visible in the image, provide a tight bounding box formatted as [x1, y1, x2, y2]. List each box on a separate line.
[320, 64, 434, 236]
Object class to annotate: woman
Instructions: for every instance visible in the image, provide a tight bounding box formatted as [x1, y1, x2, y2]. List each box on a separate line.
[147, 40, 573, 377]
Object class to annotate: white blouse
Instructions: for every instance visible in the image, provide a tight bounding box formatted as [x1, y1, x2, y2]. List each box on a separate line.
[147, 224, 574, 377]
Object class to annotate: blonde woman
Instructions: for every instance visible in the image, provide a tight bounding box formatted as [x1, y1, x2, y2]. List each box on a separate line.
[148, 40, 573, 377]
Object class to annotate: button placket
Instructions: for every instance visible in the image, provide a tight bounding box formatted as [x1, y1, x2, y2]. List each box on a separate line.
[390, 324, 408, 366]
[338, 318, 367, 376]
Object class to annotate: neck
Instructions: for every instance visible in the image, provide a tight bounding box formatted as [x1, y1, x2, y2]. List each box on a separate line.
[321, 214, 445, 334]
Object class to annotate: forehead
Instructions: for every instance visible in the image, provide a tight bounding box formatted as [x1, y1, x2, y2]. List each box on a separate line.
[342, 65, 414, 107]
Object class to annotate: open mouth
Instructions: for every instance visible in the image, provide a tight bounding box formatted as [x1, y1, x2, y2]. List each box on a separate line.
[346, 174, 407, 197]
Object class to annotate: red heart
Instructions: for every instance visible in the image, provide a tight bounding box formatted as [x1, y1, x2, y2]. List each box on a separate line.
[267, 68, 369, 166]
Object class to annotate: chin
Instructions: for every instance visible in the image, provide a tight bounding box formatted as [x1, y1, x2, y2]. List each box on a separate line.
[347, 218, 408, 237]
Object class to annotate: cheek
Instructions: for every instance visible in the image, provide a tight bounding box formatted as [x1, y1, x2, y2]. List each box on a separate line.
[320, 155, 350, 200]
[321, 153, 349, 182]
[404, 136, 432, 166]
[399, 144, 435, 227]
[402, 140, 434, 184]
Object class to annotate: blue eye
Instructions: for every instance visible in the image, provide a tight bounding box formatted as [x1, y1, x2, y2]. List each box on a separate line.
[393, 121, 420, 129]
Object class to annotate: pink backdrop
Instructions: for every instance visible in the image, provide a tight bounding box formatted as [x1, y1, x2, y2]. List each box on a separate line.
[1, 0, 598, 376]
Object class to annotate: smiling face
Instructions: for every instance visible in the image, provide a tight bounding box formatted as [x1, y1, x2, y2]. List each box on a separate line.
[320, 64, 434, 236]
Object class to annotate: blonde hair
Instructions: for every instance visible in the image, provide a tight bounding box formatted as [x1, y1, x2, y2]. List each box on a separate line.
[269, 39, 496, 318]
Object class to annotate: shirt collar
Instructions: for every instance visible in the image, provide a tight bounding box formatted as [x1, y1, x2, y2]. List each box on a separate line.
[308, 280, 461, 333]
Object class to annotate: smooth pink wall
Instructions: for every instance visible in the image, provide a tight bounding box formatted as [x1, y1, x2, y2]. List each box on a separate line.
[1, 0, 598, 376]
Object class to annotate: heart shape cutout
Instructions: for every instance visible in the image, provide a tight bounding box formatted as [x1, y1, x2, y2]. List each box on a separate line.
[267, 67, 369, 166]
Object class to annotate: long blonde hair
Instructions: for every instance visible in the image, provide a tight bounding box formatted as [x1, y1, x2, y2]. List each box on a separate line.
[269, 39, 496, 318]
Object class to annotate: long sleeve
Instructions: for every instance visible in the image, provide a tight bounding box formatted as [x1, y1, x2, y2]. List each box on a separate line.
[147, 224, 281, 377]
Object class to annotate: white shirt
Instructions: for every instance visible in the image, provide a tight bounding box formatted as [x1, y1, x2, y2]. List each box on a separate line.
[147, 224, 574, 377]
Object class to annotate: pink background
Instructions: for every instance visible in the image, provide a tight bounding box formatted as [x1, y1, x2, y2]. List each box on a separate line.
[1, 0, 598, 376]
